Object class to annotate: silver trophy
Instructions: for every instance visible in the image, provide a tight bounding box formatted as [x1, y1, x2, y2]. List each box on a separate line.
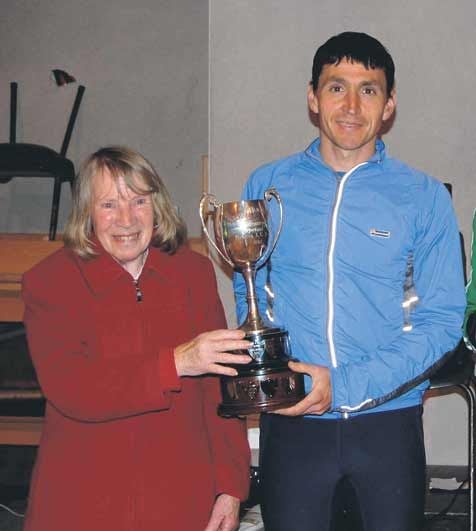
[199, 188, 305, 416]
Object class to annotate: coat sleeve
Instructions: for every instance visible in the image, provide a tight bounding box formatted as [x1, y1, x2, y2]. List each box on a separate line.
[22, 263, 181, 422]
[464, 210, 476, 351]
[331, 183, 467, 412]
[193, 258, 250, 501]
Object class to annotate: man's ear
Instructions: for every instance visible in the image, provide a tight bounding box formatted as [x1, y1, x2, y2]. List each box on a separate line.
[383, 88, 396, 121]
[307, 84, 319, 114]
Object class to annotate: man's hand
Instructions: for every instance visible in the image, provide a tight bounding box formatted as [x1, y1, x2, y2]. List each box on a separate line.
[204, 493, 241, 531]
[174, 329, 251, 377]
[273, 361, 332, 416]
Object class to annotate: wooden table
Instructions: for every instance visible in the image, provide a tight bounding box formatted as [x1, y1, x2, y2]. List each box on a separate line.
[0, 234, 64, 322]
[0, 233, 259, 443]
[0, 235, 210, 321]
[0, 234, 210, 442]
[0, 232, 212, 315]
[0, 234, 64, 444]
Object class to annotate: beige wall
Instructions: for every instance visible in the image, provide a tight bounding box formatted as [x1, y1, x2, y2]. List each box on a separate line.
[0, 0, 208, 237]
[209, 0, 476, 465]
[1, 0, 473, 467]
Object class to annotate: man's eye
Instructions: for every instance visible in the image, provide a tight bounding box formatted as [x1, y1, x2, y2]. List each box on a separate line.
[362, 87, 377, 95]
[329, 85, 343, 93]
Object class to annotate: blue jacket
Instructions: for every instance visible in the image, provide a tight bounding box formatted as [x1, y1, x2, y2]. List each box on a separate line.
[234, 138, 466, 419]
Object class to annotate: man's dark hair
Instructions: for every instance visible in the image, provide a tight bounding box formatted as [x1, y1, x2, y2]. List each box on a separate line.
[311, 32, 395, 97]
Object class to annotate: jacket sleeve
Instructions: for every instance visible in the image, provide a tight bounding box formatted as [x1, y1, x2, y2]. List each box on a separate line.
[464, 210, 476, 351]
[194, 259, 251, 501]
[22, 265, 181, 422]
[331, 184, 467, 412]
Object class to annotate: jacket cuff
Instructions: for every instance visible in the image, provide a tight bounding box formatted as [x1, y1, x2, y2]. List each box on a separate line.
[158, 347, 181, 393]
[215, 469, 250, 502]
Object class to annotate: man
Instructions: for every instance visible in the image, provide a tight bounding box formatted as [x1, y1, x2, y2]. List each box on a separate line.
[234, 32, 466, 531]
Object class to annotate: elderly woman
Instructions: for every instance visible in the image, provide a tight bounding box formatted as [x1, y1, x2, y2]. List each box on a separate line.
[22, 146, 251, 531]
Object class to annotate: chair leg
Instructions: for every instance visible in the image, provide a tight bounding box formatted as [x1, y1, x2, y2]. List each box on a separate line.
[459, 380, 476, 531]
[49, 176, 62, 240]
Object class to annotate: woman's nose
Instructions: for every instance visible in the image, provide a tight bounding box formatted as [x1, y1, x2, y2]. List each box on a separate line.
[116, 203, 134, 226]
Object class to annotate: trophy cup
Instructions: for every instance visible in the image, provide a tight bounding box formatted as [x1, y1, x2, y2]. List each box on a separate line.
[199, 188, 305, 416]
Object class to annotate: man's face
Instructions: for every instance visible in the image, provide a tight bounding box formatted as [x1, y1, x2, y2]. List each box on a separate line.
[308, 59, 396, 164]
[91, 169, 154, 275]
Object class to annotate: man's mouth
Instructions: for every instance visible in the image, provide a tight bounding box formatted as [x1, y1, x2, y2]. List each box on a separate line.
[337, 120, 362, 128]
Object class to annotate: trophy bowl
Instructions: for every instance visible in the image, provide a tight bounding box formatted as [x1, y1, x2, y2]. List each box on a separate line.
[200, 189, 305, 416]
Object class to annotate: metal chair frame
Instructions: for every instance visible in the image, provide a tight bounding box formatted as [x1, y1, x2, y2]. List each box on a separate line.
[427, 340, 476, 530]
[0, 82, 85, 240]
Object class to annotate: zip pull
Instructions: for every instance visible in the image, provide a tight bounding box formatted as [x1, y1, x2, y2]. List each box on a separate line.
[133, 279, 143, 303]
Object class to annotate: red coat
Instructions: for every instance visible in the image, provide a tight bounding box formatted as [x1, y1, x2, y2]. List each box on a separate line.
[22, 244, 250, 531]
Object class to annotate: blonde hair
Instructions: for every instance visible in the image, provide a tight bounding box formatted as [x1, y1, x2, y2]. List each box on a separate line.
[64, 146, 187, 258]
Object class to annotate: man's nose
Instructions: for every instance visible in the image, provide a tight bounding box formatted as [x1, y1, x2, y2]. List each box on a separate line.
[343, 90, 360, 114]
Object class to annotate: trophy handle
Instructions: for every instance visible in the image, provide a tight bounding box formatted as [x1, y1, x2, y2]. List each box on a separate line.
[262, 188, 283, 263]
[199, 193, 235, 267]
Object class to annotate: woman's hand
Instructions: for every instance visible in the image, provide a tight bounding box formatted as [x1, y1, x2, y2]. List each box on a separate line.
[204, 494, 241, 531]
[174, 329, 252, 377]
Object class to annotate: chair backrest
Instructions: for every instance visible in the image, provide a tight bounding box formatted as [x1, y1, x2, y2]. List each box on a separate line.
[8, 81, 85, 157]
[59, 85, 85, 157]
[9, 82, 17, 144]
[444, 182, 467, 282]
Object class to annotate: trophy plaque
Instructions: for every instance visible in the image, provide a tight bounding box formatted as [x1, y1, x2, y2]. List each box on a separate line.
[199, 188, 305, 416]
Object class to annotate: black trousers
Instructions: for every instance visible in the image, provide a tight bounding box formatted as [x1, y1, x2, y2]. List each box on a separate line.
[259, 406, 426, 531]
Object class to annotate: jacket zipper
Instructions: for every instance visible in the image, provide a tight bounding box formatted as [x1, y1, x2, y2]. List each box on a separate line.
[133, 278, 143, 302]
[326, 162, 367, 369]
[130, 249, 148, 303]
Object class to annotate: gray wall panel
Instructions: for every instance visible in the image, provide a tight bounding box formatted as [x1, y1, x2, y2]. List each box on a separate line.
[210, 0, 475, 465]
[0, 0, 208, 236]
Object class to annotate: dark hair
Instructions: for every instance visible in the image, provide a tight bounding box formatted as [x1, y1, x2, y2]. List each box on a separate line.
[311, 32, 395, 97]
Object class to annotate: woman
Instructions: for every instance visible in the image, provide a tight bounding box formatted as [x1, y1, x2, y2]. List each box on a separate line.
[22, 146, 251, 531]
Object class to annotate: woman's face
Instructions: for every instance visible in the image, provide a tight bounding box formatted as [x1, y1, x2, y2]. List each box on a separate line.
[91, 169, 154, 276]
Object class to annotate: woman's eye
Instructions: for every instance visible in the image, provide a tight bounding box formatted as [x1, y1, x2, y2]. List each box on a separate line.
[133, 197, 148, 207]
[101, 202, 115, 209]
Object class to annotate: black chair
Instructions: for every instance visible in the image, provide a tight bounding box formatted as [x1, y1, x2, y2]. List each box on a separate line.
[422, 185, 475, 528]
[0, 82, 85, 240]
[426, 338, 476, 530]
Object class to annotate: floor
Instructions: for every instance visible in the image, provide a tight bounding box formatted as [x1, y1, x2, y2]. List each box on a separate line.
[0, 449, 470, 531]
[2, 500, 469, 531]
